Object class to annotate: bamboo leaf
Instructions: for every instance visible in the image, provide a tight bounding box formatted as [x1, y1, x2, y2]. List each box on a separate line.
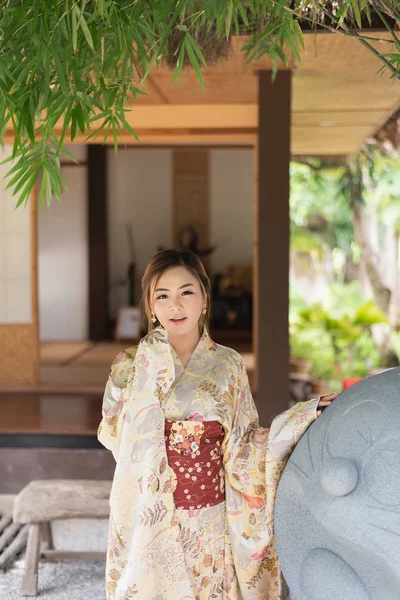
[23, 102, 35, 143]
[57, 102, 74, 153]
[102, 118, 113, 144]
[172, 40, 186, 83]
[122, 117, 140, 142]
[363, 2, 372, 26]
[60, 145, 77, 163]
[78, 8, 95, 52]
[184, 37, 204, 88]
[45, 171, 53, 207]
[14, 166, 40, 208]
[70, 111, 78, 141]
[39, 170, 49, 209]
[41, 52, 52, 107]
[293, 20, 306, 52]
[52, 52, 68, 94]
[336, 1, 351, 27]
[352, 0, 362, 29]
[80, 19, 94, 53]
[72, 6, 78, 52]
[76, 104, 85, 134]
[187, 33, 207, 67]
[238, 4, 249, 27]
[1, 154, 25, 173]
[97, 0, 104, 17]
[225, 1, 233, 39]
[10, 163, 38, 197]
[6, 165, 34, 193]
[111, 118, 118, 154]
[232, 11, 240, 35]
[45, 161, 62, 198]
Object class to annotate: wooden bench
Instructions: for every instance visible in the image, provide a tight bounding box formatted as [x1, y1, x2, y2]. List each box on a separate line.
[13, 480, 111, 596]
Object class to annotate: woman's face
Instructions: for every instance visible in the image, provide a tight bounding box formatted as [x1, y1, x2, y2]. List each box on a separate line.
[152, 266, 205, 337]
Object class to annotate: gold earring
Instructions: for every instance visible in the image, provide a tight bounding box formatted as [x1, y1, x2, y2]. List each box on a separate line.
[151, 313, 157, 323]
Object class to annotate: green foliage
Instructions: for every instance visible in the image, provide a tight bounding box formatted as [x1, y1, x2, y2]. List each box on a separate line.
[390, 331, 400, 357]
[290, 162, 355, 260]
[290, 225, 326, 258]
[353, 300, 388, 327]
[0, 0, 399, 206]
[291, 326, 335, 380]
[290, 150, 400, 283]
[364, 151, 400, 233]
[290, 282, 388, 383]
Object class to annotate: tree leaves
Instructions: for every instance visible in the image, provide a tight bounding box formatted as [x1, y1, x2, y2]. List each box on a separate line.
[184, 34, 206, 87]
[74, 3, 95, 52]
[0, 0, 398, 207]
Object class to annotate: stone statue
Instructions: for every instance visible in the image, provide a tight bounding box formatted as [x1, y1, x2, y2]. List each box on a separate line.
[275, 367, 400, 600]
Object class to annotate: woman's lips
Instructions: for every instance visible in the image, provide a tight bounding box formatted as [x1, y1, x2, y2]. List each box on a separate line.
[170, 317, 187, 325]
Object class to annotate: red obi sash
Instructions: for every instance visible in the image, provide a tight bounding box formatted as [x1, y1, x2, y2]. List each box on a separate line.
[165, 420, 225, 510]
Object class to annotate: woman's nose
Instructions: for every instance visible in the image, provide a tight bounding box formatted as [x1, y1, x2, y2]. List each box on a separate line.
[170, 298, 183, 311]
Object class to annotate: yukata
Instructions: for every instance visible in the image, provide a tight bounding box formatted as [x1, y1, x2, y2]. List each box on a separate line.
[97, 326, 319, 600]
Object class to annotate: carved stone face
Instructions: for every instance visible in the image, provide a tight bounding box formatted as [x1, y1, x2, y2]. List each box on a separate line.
[275, 367, 400, 600]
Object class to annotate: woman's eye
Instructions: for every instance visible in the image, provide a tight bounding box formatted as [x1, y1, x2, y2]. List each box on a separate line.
[155, 291, 193, 300]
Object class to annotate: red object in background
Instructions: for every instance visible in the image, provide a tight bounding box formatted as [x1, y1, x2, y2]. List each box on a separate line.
[342, 377, 362, 390]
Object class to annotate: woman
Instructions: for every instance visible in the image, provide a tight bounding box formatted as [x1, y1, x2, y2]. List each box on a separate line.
[98, 250, 335, 600]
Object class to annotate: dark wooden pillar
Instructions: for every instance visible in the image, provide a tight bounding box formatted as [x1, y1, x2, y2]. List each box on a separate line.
[254, 70, 292, 426]
[87, 145, 109, 340]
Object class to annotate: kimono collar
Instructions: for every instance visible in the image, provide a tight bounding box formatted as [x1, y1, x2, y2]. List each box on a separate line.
[137, 326, 217, 406]
[145, 325, 214, 362]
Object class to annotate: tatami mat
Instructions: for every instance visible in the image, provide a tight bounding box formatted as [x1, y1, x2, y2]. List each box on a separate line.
[8, 342, 255, 395]
[40, 342, 94, 365]
[72, 343, 128, 366]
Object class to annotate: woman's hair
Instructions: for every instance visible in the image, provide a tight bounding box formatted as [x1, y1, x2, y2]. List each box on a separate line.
[141, 250, 212, 334]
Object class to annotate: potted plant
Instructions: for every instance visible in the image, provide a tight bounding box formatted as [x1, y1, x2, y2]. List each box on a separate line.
[309, 360, 333, 396]
[296, 300, 388, 393]
[289, 333, 313, 375]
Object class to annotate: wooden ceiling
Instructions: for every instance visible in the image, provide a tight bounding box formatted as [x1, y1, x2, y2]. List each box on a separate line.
[30, 32, 400, 156]
[115, 32, 400, 157]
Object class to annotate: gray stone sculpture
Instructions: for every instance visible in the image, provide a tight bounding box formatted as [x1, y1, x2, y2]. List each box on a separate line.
[275, 367, 400, 600]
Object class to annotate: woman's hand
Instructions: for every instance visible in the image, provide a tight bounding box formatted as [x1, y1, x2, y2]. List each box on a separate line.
[316, 393, 338, 417]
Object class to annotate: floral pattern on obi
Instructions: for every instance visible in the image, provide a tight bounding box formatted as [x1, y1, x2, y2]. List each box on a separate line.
[168, 420, 205, 457]
[165, 420, 225, 510]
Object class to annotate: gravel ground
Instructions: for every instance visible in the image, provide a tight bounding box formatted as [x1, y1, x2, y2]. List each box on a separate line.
[0, 516, 109, 600]
[0, 556, 106, 600]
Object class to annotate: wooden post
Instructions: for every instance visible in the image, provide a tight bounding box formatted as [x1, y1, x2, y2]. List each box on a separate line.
[21, 524, 41, 596]
[87, 145, 109, 340]
[254, 70, 292, 426]
[40, 522, 53, 552]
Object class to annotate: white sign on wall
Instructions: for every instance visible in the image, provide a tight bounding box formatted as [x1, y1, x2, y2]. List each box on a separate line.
[115, 307, 141, 342]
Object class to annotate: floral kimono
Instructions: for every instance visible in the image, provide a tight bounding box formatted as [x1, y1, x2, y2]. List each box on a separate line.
[97, 326, 319, 600]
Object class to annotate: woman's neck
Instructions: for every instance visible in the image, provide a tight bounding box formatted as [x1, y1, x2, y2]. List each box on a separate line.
[168, 328, 202, 367]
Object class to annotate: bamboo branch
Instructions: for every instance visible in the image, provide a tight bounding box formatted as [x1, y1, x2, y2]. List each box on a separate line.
[314, 0, 400, 77]
[371, 2, 400, 47]
[357, 36, 398, 76]
[272, 0, 400, 77]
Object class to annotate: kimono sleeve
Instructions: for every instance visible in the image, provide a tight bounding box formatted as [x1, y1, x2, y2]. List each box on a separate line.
[223, 355, 320, 596]
[225, 354, 320, 503]
[97, 346, 138, 460]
